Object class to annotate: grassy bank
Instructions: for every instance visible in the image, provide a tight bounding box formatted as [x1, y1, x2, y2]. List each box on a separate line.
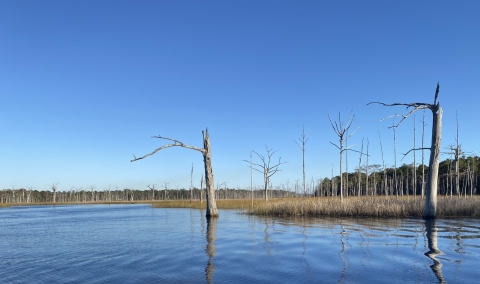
[247, 196, 480, 218]
[151, 199, 265, 210]
[3, 197, 480, 218]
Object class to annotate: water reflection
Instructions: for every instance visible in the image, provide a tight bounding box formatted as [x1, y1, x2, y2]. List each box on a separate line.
[205, 217, 217, 283]
[338, 224, 347, 283]
[424, 219, 445, 283]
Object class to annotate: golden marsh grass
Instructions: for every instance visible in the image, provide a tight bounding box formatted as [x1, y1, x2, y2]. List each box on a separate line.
[247, 196, 480, 217]
[151, 199, 266, 210]
[3, 197, 480, 218]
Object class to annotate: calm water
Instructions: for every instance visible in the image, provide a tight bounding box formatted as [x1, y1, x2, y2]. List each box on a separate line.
[1, 205, 479, 283]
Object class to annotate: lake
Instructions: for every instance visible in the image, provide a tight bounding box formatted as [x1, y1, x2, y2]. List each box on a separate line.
[1, 204, 479, 283]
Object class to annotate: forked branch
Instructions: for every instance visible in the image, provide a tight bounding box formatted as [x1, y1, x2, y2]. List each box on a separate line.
[131, 135, 205, 162]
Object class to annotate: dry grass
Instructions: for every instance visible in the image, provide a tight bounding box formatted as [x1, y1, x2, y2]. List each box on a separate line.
[151, 199, 267, 210]
[247, 196, 480, 218]
[3, 196, 480, 218]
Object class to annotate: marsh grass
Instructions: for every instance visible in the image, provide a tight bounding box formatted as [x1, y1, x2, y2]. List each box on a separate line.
[247, 196, 480, 218]
[3, 197, 480, 218]
[151, 199, 267, 210]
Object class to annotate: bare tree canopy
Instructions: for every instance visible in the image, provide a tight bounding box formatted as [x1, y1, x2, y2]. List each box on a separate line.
[294, 126, 309, 197]
[368, 83, 442, 218]
[244, 146, 286, 202]
[328, 110, 359, 202]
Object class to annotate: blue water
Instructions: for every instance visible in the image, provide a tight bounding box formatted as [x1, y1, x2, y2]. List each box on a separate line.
[1, 204, 479, 283]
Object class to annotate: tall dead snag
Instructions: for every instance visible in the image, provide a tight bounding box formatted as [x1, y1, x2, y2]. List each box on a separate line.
[244, 146, 286, 202]
[447, 111, 463, 197]
[294, 126, 309, 197]
[368, 83, 442, 218]
[147, 184, 156, 200]
[328, 111, 359, 203]
[50, 183, 59, 203]
[131, 128, 219, 217]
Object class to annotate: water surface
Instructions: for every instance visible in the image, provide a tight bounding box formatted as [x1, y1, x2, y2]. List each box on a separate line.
[1, 204, 479, 283]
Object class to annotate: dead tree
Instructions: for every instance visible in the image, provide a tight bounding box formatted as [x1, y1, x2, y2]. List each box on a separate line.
[413, 115, 417, 198]
[147, 184, 156, 201]
[131, 128, 219, 217]
[249, 151, 253, 205]
[393, 119, 398, 198]
[50, 183, 59, 203]
[163, 182, 170, 200]
[421, 110, 427, 198]
[244, 146, 286, 202]
[379, 132, 388, 197]
[328, 111, 359, 202]
[448, 111, 463, 197]
[365, 139, 370, 195]
[200, 174, 204, 204]
[357, 138, 364, 197]
[369, 83, 443, 218]
[89, 185, 96, 202]
[294, 126, 309, 197]
[190, 163, 194, 202]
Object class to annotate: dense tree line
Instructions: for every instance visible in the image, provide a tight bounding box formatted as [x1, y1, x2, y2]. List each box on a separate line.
[314, 155, 479, 198]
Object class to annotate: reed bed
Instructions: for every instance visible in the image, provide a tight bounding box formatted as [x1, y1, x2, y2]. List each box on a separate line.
[247, 196, 480, 218]
[3, 197, 480, 218]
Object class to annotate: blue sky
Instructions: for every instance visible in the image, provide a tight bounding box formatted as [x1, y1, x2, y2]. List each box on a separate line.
[1, 1, 479, 192]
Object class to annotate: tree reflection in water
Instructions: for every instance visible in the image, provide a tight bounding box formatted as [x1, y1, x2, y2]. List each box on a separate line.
[424, 219, 445, 283]
[338, 224, 347, 283]
[205, 217, 218, 283]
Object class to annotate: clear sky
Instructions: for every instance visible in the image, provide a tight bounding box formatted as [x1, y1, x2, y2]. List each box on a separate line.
[1, 1, 479, 192]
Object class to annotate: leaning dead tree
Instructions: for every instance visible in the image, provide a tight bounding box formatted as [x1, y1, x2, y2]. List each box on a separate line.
[131, 128, 219, 217]
[368, 83, 442, 218]
[328, 111, 359, 203]
[244, 146, 286, 202]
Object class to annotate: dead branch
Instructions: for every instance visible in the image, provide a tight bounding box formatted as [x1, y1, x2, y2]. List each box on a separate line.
[131, 136, 205, 162]
[401, 148, 431, 160]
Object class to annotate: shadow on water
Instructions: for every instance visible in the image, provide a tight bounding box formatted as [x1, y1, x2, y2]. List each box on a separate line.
[424, 219, 445, 284]
[205, 216, 217, 283]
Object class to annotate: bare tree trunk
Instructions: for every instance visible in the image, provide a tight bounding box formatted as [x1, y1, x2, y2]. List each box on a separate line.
[423, 90, 442, 218]
[200, 174, 204, 204]
[358, 138, 364, 197]
[413, 115, 417, 198]
[393, 120, 398, 199]
[368, 83, 443, 218]
[422, 110, 426, 199]
[366, 139, 369, 196]
[190, 163, 193, 202]
[379, 132, 388, 198]
[295, 126, 308, 197]
[50, 183, 58, 203]
[250, 151, 253, 206]
[202, 130, 219, 217]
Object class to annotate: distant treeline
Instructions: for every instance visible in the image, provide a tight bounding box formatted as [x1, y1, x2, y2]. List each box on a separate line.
[2, 155, 478, 204]
[0, 187, 298, 204]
